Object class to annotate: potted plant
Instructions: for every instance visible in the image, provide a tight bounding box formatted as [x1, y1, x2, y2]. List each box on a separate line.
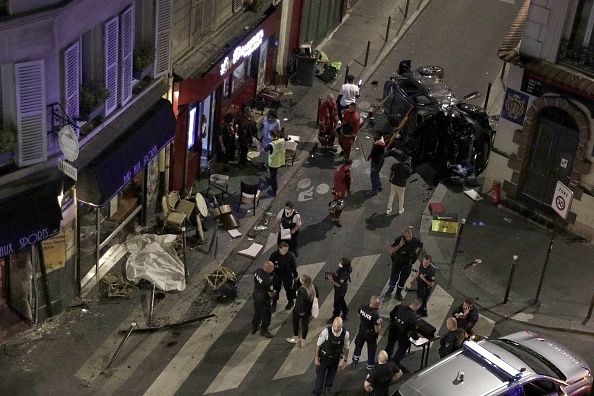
[80, 81, 110, 121]
[0, 125, 17, 164]
[133, 44, 155, 80]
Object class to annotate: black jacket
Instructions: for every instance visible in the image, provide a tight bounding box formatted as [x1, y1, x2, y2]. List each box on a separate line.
[438, 328, 465, 358]
[452, 304, 479, 333]
[269, 250, 298, 279]
[389, 305, 419, 339]
[389, 161, 411, 187]
[294, 285, 319, 316]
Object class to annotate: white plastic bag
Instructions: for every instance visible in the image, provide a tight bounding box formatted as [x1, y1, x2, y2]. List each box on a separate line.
[311, 296, 320, 318]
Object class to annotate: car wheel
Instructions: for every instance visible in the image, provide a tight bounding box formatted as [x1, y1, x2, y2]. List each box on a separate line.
[416, 66, 445, 79]
[456, 103, 488, 122]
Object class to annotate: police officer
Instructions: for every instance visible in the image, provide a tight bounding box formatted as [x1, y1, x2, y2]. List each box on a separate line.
[416, 254, 436, 317]
[364, 350, 403, 396]
[351, 296, 382, 370]
[326, 257, 352, 324]
[251, 261, 276, 338]
[269, 242, 298, 312]
[385, 298, 421, 368]
[313, 317, 350, 396]
[452, 296, 479, 337]
[385, 229, 425, 301]
[272, 201, 302, 256]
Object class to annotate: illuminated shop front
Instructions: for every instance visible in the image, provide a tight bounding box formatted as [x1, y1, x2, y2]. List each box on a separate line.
[170, 6, 279, 192]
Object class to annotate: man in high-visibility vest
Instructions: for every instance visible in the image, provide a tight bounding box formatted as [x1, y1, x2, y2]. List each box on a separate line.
[255, 129, 285, 196]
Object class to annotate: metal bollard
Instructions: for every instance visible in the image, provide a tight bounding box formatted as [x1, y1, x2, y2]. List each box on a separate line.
[448, 218, 466, 288]
[182, 226, 189, 281]
[344, 65, 350, 84]
[582, 291, 594, 325]
[385, 16, 391, 42]
[404, 0, 410, 18]
[503, 255, 518, 304]
[148, 283, 156, 327]
[364, 41, 371, 67]
[484, 82, 492, 111]
[316, 97, 322, 128]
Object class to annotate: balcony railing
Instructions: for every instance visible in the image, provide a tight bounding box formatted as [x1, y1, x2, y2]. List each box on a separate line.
[557, 37, 594, 77]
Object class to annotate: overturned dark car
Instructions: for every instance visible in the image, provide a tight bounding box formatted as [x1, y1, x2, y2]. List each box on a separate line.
[382, 64, 494, 182]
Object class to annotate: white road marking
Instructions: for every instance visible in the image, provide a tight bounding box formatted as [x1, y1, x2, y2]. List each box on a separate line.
[273, 255, 380, 380]
[204, 262, 326, 394]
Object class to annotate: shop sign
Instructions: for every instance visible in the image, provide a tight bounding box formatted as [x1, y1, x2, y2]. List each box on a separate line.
[0, 227, 55, 256]
[59, 158, 77, 181]
[123, 145, 160, 185]
[220, 29, 264, 76]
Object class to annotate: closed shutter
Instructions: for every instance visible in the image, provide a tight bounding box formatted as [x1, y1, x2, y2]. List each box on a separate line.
[120, 6, 134, 106]
[233, 0, 243, 13]
[192, 0, 205, 40]
[203, 0, 215, 33]
[15, 61, 47, 166]
[104, 16, 119, 116]
[64, 41, 80, 122]
[154, 0, 172, 78]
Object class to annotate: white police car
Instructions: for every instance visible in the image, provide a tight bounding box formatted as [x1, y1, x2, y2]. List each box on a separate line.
[393, 331, 592, 396]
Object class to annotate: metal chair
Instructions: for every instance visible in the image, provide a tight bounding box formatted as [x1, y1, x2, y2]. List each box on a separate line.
[236, 179, 261, 215]
[161, 195, 187, 232]
[204, 157, 230, 199]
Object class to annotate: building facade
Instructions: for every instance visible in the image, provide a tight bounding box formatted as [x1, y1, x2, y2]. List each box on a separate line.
[0, 0, 175, 337]
[484, 0, 594, 240]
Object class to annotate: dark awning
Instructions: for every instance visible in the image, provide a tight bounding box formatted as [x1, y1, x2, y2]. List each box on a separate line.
[76, 98, 176, 206]
[0, 181, 62, 253]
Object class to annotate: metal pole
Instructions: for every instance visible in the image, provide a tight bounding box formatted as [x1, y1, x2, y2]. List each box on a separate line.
[484, 82, 492, 111]
[148, 283, 156, 327]
[448, 218, 466, 288]
[104, 322, 137, 372]
[404, 0, 410, 18]
[181, 226, 189, 281]
[503, 255, 518, 304]
[344, 65, 350, 84]
[364, 41, 371, 67]
[316, 97, 322, 128]
[385, 16, 392, 42]
[582, 290, 594, 325]
[535, 217, 557, 304]
[500, 62, 507, 79]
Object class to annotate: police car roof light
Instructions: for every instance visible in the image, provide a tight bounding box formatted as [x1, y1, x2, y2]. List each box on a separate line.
[463, 340, 523, 381]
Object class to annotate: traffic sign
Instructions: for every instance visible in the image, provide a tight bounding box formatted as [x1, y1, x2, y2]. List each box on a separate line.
[551, 181, 572, 219]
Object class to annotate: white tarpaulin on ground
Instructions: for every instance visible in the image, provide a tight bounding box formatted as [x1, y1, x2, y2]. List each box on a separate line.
[125, 234, 186, 291]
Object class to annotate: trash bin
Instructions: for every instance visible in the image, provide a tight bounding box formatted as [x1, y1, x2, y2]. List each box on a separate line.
[295, 55, 317, 87]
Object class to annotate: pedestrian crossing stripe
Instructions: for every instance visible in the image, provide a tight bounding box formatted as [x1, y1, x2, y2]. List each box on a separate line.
[92, 253, 494, 396]
[205, 262, 327, 394]
[272, 254, 380, 380]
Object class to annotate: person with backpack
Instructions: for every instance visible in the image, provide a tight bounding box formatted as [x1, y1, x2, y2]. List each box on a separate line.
[385, 298, 421, 368]
[272, 201, 302, 256]
[287, 273, 318, 348]
[326, 257, 352, 324]
[313, 317, 350, 396]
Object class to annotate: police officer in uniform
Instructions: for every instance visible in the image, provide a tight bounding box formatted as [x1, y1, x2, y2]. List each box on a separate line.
[269, 242, 298, 312]
[364, 350, 403, 396]
[272, 201, 302, 256]
[251, 261, 276, 338]
[326, 257, 352, 324]
[313, 317, 350, 396]
[385, 298, 421, 368]
[416, 254, 436, 317]
[351, 296, 382, 370]
[385, 229, 425, 301]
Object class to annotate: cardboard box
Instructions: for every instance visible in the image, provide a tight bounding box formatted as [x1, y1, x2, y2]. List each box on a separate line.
[431, 213, 459, 234]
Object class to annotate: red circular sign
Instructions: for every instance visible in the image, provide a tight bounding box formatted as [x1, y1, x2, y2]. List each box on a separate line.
[556, 196, 566, 211]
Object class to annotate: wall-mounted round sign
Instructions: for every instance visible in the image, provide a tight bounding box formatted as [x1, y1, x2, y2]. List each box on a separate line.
[59, 125, 79, 161]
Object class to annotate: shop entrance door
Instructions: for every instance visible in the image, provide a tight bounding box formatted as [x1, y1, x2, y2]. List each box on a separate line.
[521, 107, 580, 206]
[300, 0, 343, 46]
[7, 249, 35, 324]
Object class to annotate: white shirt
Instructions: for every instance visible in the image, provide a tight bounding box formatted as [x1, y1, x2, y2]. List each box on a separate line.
[317, 327, 350, 347]
[339, 83, 359, 106]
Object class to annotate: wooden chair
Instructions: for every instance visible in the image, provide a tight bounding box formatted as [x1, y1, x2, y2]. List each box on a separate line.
[285, 140, 298, 166]
[236, 180, 261, 215]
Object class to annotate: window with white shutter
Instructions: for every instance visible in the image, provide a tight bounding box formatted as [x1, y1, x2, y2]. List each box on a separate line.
[104, 16, 119, 116]
[203, 0, 215, 33]
[120, 6, 134, 106]
[15, 61, 47, 166]
[64, 41, 80, 122]
[154, 0, 172, 78]
[233, 0, 243, 13]
[192, 0, 205, 40]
